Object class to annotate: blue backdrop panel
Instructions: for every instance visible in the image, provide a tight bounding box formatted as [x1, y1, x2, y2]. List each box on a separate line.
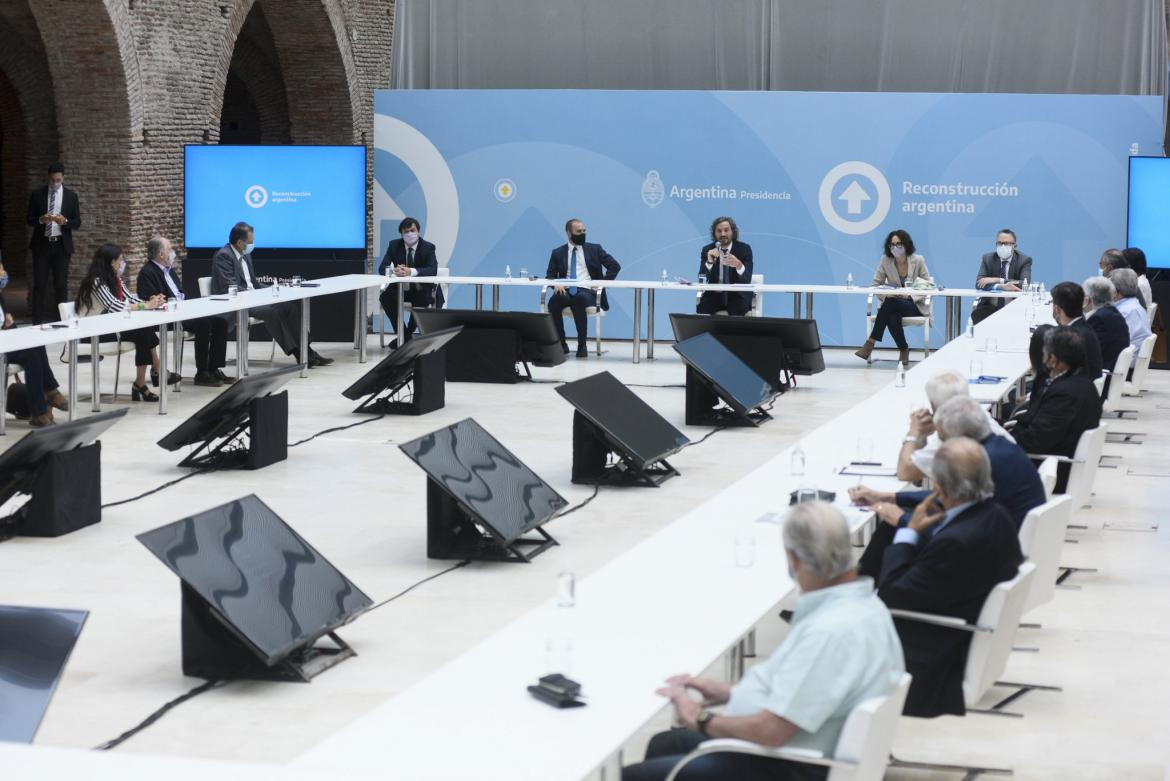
[373, 90, 1163, 346]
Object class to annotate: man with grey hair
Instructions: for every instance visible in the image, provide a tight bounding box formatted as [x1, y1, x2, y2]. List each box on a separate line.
[136, 235, 229, 386]
[868, 438, 1023, 717]
[896, 369, 1012, 483]
[854, 396, 1044, 534]
[1083, 275, 1131, 378]
[625, 503, 904, 781]
[1108, 268, 1153, 368]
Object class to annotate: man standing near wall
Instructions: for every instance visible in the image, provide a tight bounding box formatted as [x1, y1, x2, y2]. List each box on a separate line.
[25, 162, 82, 324]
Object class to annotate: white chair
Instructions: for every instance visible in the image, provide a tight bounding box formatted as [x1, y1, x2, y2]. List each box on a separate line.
[1037, 456, 1059, 498]
[694, 273, 765, 316]
[58, 301, 135, 402]
[863, 291, 932, 362]
[1018, 496, 1075, 614]
[665, 674, 911, 781]
[379, 268, 449, 348]
[1147, 301, 1158, 329]
[1100, 345, 1135, 418]
[1122, 333, 1157, 397]
[199, 277, 275, 363]
[539, 283, 605, 356]
[1026, 424, 1107, 510]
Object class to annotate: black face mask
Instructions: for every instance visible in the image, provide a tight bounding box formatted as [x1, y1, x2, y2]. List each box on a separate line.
[569, 233, 586, 246]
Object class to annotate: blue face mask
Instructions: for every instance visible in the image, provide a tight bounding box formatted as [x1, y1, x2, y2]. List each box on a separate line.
[244, 242, 255, 255]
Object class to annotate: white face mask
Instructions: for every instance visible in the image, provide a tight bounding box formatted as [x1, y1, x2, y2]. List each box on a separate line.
[168, 250, 177, 266]
[402, 230, 419, 246]
[890, 245, 906, 258]
[116, 260, 127, 276]
[996, 243, 1013, 260]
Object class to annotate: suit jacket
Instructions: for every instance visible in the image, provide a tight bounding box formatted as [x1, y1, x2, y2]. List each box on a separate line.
[136, 261, 184, 303]
[1012, 368, 1102, 493]
[875, 499, 1023, 717]
[870, 253, 931, 315]
[976, 250, 1033, 308]
[210, 244, 266, 295]
[547, 242, 621, 310]
[698, 240, 753, 311]
[1086, 304, 1131, 376]
[378, 238, 441, 307]
[26, 186, 82, 256]
[1069, 317, 1103, 380]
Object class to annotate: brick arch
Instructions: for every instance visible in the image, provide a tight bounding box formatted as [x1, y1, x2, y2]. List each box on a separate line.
[222, 4, 292, 145]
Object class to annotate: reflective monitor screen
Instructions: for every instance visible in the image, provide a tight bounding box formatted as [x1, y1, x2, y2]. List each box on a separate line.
[673, 332, 776, 414]
[0, 605, 87, 743]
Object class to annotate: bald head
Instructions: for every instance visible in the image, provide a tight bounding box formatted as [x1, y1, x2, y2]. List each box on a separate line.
[932, 437, 993, 505]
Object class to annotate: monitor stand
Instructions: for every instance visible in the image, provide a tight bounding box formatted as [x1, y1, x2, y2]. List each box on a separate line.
[570, 412, 678, 487]
[425, 478, 558, 563]
[684, 367, 772, 427]
[354, 351, 446, 416]
[178, 392, 288, 470]
[0, 442, 102, 539]
[445, 327, 527, 383]
[180, 583, 355, 682]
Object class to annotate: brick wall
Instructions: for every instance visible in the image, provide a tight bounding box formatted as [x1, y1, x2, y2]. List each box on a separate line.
[0, 0, 394, 300]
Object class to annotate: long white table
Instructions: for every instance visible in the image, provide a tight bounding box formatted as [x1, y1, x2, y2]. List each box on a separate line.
[295, 297, 1040, 781]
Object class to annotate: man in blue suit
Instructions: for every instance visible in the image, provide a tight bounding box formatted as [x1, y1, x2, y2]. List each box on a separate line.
[546, 218, 621, 357]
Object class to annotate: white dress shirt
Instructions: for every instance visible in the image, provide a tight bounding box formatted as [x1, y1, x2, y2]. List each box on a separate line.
[152, 260, 184, 300]
[232, 246, 255, 290]
[46, 186, 63, 238]
[566, 243, 591, 283]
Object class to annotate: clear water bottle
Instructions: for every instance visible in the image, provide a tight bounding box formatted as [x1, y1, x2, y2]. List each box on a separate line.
[895, 362, 907, 388]
[966, 320, 975, 339]
[790, 442, 806, 476]
[556, 569, 576, 608]
[662, 268, 669, 284]
[846, 272, 854, 289]
[504, 264, 512, 281]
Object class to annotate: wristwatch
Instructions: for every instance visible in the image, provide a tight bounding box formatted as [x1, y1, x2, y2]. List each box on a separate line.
[696, 709, 716, 736]
[903, 436, 922, 445]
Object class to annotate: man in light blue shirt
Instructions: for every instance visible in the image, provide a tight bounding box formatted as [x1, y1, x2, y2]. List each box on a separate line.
[1109, 268, 1152, 370]
[623, 503, 904, 781]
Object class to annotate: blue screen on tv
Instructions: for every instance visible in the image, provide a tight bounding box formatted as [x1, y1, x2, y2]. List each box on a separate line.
[185, 145, 366, 249]
[1127, 156, 1170, 267]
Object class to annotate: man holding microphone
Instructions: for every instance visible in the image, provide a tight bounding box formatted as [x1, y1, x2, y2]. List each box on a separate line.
[697, 216, 754, 316]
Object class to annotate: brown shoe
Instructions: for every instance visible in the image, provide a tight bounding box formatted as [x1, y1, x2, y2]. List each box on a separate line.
[899, 348, 911, 365]
[854, 339, 875, 362]
[29, 412, 55, 428]
[47, 389, 69, 412]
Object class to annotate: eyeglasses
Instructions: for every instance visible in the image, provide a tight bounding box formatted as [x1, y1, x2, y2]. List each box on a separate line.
[889, 241, 903, 247]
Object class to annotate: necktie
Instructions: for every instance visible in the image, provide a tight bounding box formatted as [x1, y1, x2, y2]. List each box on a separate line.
[45, 189, 56, 237]
[1001, 258, 1010, 280]
[408, 246, 414, 267]
[569, 248, 578, 296]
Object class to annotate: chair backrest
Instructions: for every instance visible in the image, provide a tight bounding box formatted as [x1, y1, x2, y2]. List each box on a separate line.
[197, 276, 211, 297]
[1124, 333, 1157, 396]
[57, 302, 75, 321]
[1102, 345, 1134, 411]
[963, 561, 1036, 707]
[1065, 424, 1107, 509]
[830, 673, 912, 781]
[751, 274, 764, 316]
[1018, 496, 1075, 614]
[1037, 456, 1059, 498]
[1148, 301, 1158, 329]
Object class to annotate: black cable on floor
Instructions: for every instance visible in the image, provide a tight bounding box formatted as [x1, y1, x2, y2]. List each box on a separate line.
[102, 467, 215, 509]
[94, 679, 226, 751]
[366, 559, 472, 613]
[288, 413, 387, 447]
[553, 482, 601, 521]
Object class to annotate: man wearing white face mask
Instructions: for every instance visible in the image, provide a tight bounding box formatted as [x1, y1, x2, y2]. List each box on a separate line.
[25, 162, 82, 323]
[377, 217, 441, 343]
[972, 228, 1032, 325]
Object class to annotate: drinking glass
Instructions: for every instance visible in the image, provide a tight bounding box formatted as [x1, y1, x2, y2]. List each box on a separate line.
[969, 358, 983, 378]
[733, 535, 756, 568]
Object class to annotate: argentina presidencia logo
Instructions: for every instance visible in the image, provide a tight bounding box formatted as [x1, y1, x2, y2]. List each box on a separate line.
[641, 170, 665, 207]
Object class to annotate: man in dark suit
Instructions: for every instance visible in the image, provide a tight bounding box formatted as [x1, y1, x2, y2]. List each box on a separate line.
[971, 229, 1032, 325]
[1050, 281, 1102, 380]
[1083, 275, 1131, 385]
[0, 268, 69, 427]
[25, 162, 82, 323]
[210, 222, 332, 368]
[378, 217, 443, 343]
[697, 216, 754, 316]
[866, 437, 1023, 717]
[546, 218, 621, 357]
[137, 236, 229, 387]
[1011, 326, 1102, 494]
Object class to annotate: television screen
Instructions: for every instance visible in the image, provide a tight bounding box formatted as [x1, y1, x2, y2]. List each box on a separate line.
[555, 372, 689, 468]
[673, 332, 777, 415]
[184, 145, 366, 250]
[1127, 156, 1170, 267]
[0, 409, 126, 505]
[398, 418, 568, 543]
[342, 326, 463, 401]
[670, 314, 825, 377]
[158, 364, 301, 451]
[0, 605, 88, 743]
[413, 309, 566, 367]
[136, 495, 372, 665]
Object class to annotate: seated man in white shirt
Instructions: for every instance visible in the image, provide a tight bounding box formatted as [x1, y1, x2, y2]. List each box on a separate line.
[1108, 268, 1153, 374]
[623, 502, 905, 781]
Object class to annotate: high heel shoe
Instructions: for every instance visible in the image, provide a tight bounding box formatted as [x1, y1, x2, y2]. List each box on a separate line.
[131, 383, 159, 402]
[150, 370, 182, 386]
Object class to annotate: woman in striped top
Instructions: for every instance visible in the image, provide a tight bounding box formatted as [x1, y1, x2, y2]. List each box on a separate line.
[75, 243, 168, 401]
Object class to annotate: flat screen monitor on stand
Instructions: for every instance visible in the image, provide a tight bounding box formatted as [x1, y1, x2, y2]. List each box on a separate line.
[669, 313, 826, 384]
[0, 604, 88, 742]
[413, 309, 565, 383]
[342, 326, 463, 415]
[555, 371, 690, 487]
[673, 332, 780, 427]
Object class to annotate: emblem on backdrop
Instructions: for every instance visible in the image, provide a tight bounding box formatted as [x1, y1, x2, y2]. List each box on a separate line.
[817, 162, 890, 235]
[494, 178, 517, 203]
[244, 184, 269, 209]
[641, 170, 665, 207]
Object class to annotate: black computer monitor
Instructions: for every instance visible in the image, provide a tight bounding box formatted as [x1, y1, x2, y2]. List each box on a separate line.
[399, 417, 568, 562]
[157, 364, 301, 468]
[0, 408, 127, 500]
[136, 494, 372, 681]
[555, 371, 690, 486]
[342, 325, 462, 414]
[0, 605, 88, 742]
[669, 313, 826, 377]
[413, 309, 566, 378]
[673, 332, 778, 427]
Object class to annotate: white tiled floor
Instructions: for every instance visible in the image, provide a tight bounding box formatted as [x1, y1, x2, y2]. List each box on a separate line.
[1, 336, 1167, 779]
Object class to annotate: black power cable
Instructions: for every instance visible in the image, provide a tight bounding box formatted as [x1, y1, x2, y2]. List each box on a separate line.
[101, 467, 216, 509]
[366, 559, 472, 613]
[288, 413, 387, 447]
[94, 679, 226, 751]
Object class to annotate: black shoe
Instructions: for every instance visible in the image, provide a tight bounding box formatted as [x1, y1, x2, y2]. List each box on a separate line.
[561, 342, 570, 355]
[193, 371, 223, 387]
[213, 369, 236, 384]
[576, 347, 589, 358]
[150, 370, 182, 386]
[309, 350, 334, 367]
[131, 383, 159, 402]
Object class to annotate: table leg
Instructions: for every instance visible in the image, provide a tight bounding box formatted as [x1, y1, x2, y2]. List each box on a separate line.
[632, 287, 642, 364]
[300, 297, 312, 378]
[474, 284, 483, 310]
[647, 288, 655, 360]
[357, 291, 367, 364]
[792, 292, 801, 318]
[0, 354, 6, 435]
[954, 297, 964, 338]
[492, 285, 500, 311]
[68, 340, 78, 422]
[805, 292, 814, 320]
[237, 309, 250, 377]
[158, 321, 169, 415]
[396, 283, 406, 349]
[90, 335, 101, 412]
[945, 297, 955, 342]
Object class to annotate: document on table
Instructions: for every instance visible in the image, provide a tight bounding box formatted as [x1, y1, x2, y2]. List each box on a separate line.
[838, 464, 898, 477]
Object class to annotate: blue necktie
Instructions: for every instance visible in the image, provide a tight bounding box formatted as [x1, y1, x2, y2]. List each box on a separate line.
[569, 248, 578, 296]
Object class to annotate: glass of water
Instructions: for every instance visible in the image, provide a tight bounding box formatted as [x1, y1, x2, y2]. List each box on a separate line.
[855, 437, 874, 464]
[228, 285, 238, 298]
[733, 535, 756, 568]
[519, 267, 529, 280]
[969, 358, 983, 378]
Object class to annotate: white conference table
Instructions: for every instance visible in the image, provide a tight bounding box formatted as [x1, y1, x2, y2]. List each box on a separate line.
[295, 297, 1040, 781]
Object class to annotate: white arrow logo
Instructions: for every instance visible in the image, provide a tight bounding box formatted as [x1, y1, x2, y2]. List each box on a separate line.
[838, 180, 870, 214]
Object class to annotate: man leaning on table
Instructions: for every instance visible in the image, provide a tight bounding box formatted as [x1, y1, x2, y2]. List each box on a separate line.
[971, 228, 1032, 325]
[623, 502, 904, 781]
